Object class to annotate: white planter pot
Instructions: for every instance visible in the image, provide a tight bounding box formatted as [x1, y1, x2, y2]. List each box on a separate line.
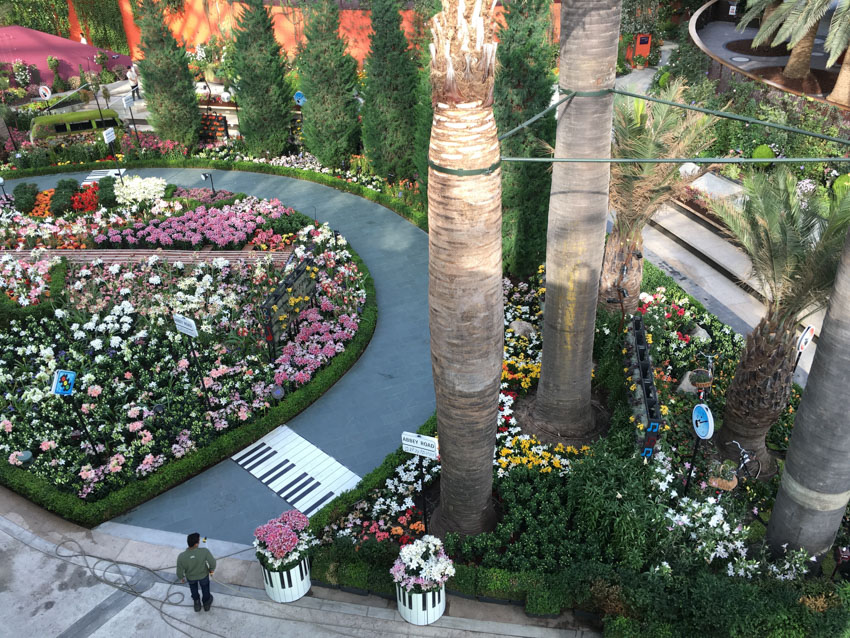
[395, 583, 446, 625]
[260, 558, 311, 603]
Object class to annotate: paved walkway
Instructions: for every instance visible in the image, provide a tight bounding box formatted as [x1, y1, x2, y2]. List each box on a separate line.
[8, 168, 435, 545]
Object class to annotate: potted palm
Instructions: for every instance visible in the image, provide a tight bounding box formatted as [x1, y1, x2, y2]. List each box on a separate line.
[254, 510, 315, 603]
[391, 535, 454, 625]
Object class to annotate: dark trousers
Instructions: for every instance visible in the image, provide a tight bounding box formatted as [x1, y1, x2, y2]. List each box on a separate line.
[188, 575, 212, 604]
[130, 84, 140, 100]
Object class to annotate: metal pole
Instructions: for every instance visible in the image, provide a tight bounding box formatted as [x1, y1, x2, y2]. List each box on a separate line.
[93, 91, 104, 123]
[420, 455, 428, 535]
[3, 116, 17, 151]
[683, 437, 701, 497]
[186, 339, 213, 413]
[129, 105, 141, 146]
[109, 141, 124, 185]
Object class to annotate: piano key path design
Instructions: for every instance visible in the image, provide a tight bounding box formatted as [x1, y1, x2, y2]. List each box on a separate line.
[231, 426, 361, 517]
[82, 168, 126, 186]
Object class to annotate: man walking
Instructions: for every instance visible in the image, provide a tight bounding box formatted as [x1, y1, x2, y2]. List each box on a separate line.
[176, 532, 216, 612]
[126, 64, 140, 100]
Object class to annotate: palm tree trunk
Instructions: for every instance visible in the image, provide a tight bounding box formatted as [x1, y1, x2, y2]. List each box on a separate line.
[426, 0, 502, 538]
[530, 0, 622, 442]
[767, 229, 850, 558]
[782, 23, 817, 81]
[598, 226, 644, 314]
[828, 48, 850, 106]
[717, 316, 796, 473]
[761, 1, 780, 24]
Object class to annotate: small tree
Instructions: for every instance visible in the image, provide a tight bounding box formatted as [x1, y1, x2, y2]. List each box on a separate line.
[232, 0, 294, 156]
[298, 0, 360, 168]
[493, 0, 555, 277]
[361, 0, 418, 180]
[136, 0, 201, 146]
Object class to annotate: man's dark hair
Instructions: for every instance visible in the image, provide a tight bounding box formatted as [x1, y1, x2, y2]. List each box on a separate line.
[187, 532, 200, 548]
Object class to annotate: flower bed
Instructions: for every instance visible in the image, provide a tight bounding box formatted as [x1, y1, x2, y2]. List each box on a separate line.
[0, 190, 367, 503]
[304, 261, 844, 634]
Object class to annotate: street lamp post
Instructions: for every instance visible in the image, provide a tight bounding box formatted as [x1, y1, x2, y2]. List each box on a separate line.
[201, 172, 216, 195]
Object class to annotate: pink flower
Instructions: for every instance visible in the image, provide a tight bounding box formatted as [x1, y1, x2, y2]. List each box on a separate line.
[88, 385, 102, 398]
[127, 407, 141, 419]
[124, 371, 133, 380]
[1, 419, 11, 433]
[40, 440, 56, 451]
[128, 421, 144, 432]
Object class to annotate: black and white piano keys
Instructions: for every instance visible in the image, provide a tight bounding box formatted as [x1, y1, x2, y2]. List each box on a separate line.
[260, 557, 311, 603]
[395, 583, 446, 625]
[231, 426, 361, 517]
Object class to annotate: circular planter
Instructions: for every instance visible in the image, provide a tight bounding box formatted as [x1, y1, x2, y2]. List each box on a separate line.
[708, 475, 738, 491]
[396, 583, 446, 626]
[260, 557, 311, 603]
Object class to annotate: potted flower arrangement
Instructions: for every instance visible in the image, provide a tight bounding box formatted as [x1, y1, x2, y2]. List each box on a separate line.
[633, 54, 648, 70]
[254, 510, 315, 603]
[690, 368, 713, 390]
[708, 459, 738, 491]
[390, 535, 454, 625]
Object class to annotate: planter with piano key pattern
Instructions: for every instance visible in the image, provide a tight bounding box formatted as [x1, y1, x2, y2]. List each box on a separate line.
[395, 583, 446, 625]
[260, 557, 311, 603]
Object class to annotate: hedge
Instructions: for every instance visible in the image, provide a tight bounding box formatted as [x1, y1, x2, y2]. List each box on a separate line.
[30, 109, 121, 140]
[0, 251, 377, 527]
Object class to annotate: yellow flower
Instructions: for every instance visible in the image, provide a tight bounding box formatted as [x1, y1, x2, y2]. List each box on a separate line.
[660, 405, 669, 416]
[629, 415, 635, 423]
[646, 334, 653, 344]
[622, 348, 627, 354]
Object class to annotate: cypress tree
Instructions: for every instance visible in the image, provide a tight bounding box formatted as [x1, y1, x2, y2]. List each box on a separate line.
[298, 0, 360, 168]
[361, 0, 418, 180]
[412, 0, 440, 205]
[232, 0, 294, 156]
[136, 0, 201, 147]
[493, 0, 555, 277]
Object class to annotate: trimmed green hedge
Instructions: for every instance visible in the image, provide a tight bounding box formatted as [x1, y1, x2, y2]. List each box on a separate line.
[0, 251, 377, 527]
[2, 159, 428, 231]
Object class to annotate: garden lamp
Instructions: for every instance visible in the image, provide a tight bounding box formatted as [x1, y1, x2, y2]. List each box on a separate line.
[0, 176, 6, 199]
[201, 172, 216, 195]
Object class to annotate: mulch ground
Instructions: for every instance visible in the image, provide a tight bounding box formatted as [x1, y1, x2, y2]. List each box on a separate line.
[750, 66, 838, 96]
[725, 38, 790, 58]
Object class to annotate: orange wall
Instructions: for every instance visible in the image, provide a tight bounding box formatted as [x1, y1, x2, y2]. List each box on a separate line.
[118, 0, 561, 64]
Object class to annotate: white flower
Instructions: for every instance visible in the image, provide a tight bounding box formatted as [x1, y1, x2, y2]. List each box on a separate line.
[90, 339, 103, 351]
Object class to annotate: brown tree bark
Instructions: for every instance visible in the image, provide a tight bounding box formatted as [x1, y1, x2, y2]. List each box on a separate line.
[717, 317, 796, 475]
[598, 226, 644, 315]
[530, 0, 622, 444]
[828, 48, 850, 106]
[782, 23, 818, 81]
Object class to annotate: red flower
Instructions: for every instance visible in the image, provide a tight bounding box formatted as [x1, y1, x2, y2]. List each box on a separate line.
[677, 308, 685, 316]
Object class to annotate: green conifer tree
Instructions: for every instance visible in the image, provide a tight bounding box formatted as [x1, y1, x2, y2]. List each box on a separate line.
[493, 0, 555, 276]
[412, 0, 441, 205]
[232, 0, 294, 156]
[136, 0, 201, 146]
[298, 0, 360, 168]
[361, 0, 418, 180]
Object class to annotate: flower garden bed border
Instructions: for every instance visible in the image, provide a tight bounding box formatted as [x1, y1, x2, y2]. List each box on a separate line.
[0, 246, 377, 528]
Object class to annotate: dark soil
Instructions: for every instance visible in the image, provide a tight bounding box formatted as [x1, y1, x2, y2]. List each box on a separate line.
[751, 66, 838, 96]
[725, 38, 790, 58]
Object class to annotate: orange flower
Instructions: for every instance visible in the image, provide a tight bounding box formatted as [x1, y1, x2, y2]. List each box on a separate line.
[390, 526, 403, 536]
[410, 521, 425, 533]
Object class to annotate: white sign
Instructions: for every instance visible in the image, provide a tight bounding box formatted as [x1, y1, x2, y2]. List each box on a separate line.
[102, 127, 116, 145]
[39, 85, 52, 100]
[122, 95, 134, 110]
[402, 432, 438, 460]
[173, 313, 199, 338]
[797, 325, 816, 353]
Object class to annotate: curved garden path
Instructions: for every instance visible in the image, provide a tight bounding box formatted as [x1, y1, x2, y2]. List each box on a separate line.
[7, 168, 433, 543]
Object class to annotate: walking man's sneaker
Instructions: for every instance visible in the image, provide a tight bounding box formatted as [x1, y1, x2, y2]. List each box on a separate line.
[194, 600, 202, 612]
[204, 595, 214, 612]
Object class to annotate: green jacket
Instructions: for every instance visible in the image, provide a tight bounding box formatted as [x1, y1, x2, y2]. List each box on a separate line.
[176, 546, 216, 582]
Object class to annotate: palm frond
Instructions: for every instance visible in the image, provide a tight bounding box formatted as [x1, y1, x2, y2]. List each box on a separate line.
[826, 0, 850, 66]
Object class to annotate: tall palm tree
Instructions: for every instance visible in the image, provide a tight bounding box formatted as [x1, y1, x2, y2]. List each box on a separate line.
[599, 80, 715, 314]
[529, 0, 622, 444]
[740, 0, 850, 103]
[767, 224, 850, 558]
[426, 0, 502, 537]
[712, 171, 850, 473]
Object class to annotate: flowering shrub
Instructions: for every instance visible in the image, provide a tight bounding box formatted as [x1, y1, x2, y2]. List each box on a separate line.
[254, 510, 316, 571]
[115, 176, 168, 206]
[0, 253, 58, 306]
[390, 536, 455, 593]
[0, 213, 366, 500]
[120, 132, 189, 160]
[172, 187, 235, 205]
[71, 184, 100, 213]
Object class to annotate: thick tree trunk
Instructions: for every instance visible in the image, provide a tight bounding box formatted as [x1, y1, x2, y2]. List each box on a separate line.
[530, 0, 622, 443]
[782, 23, 817, 81]
[828, 48, 850, 106]
[767, 228, 850, 558]
[598, 226, 644, 314]
[761, 1, 780, 25]
[717, 316, 795, 474]
[427, 101, 502, 537]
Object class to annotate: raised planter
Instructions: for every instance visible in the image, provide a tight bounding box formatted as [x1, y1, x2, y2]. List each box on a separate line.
[396, 583, 446, 626]
[260, 558, 311, 603]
